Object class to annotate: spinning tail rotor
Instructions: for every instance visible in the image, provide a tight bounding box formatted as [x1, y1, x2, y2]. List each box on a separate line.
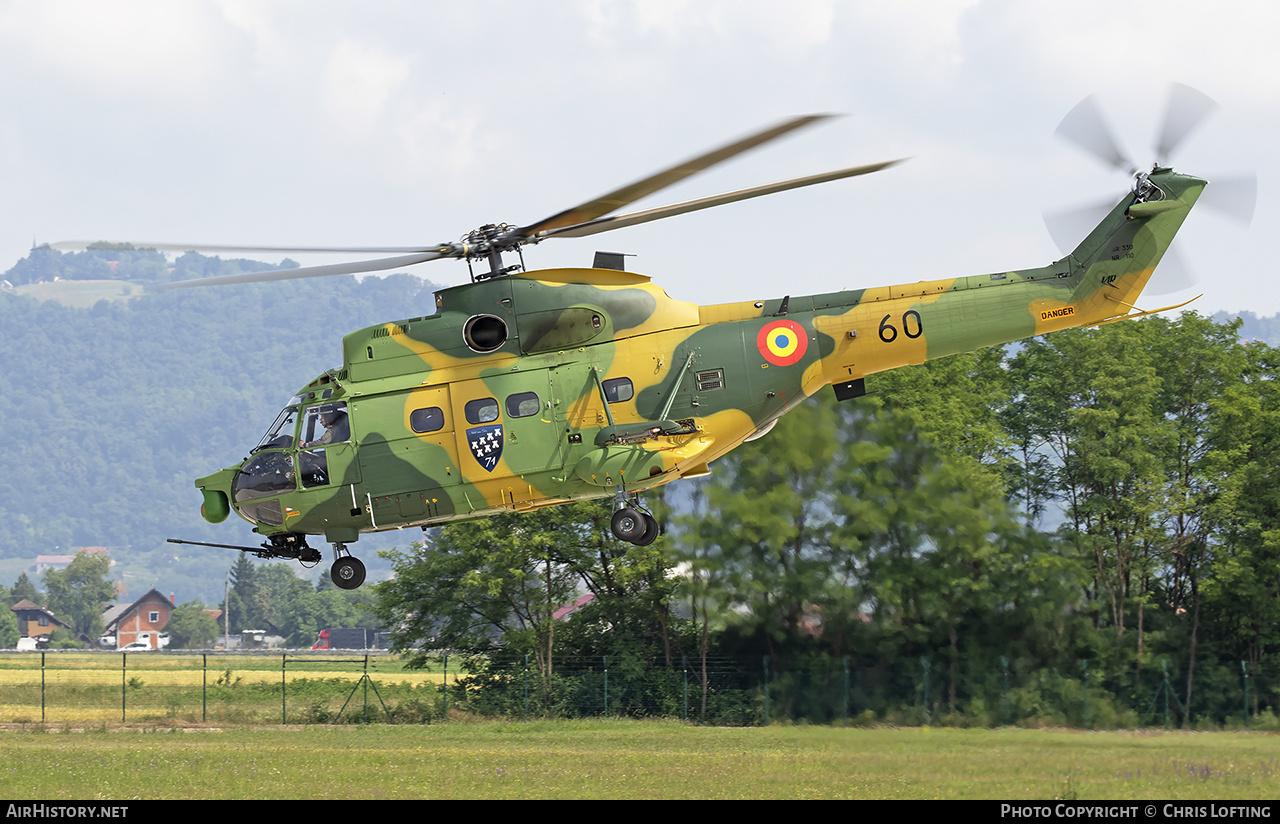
[1046, 83, 1256, 296]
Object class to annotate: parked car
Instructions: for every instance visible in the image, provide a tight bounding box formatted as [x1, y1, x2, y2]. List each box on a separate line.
[120, 641, 154, 651]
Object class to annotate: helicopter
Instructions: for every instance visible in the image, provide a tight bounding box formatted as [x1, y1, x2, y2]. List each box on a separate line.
[67, 95, 1229, 591]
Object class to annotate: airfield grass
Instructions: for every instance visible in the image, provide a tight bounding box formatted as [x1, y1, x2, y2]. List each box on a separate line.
[1, 721, 1278, 800]
[0, 653, 448, 725]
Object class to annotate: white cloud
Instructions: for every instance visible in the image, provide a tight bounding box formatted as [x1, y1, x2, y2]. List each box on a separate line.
[322, 39, 412, 137]
[0, 0, 231, 100]
[0, 0, 1274, 313]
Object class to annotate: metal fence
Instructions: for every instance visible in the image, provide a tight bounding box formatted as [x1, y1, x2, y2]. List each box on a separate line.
[1, 650, 1275, 729]
[0, 651, 447, 726]
[461, 652, 1280, 729]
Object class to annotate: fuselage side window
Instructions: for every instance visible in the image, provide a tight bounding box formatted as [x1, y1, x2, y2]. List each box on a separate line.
[411, 406, 445, 433]
[602, 377, 634, 404]
[301, 402, 350, 448]
[465, 397, 500, 425]
[298, 449, 330, 488]
[505, 391, 541, 418]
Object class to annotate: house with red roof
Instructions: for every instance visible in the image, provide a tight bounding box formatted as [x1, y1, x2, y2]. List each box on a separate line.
[101, 588, 174, 649]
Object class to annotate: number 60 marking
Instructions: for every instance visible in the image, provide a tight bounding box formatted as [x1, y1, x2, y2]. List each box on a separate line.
[878, 310, 924, 343]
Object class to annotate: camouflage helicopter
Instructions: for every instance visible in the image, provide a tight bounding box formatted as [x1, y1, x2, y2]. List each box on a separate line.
[74, 90, 1242, 590]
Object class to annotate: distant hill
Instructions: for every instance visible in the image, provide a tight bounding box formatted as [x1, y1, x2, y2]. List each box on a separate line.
[2, 243, 294, 288]
[0, 246, 442, 603]
[1212, 310, 1280, 347]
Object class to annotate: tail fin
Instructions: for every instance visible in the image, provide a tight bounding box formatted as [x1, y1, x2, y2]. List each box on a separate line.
[1066, 169, 1207, 324]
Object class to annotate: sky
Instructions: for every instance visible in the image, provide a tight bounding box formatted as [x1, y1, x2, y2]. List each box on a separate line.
[0, 0, 1276, 316]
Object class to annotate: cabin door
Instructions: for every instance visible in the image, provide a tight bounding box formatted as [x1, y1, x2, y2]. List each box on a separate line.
[451, 369, 564, 482]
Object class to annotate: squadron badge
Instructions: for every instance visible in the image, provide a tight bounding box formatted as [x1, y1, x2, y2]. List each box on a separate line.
[467, 424, 504, 472]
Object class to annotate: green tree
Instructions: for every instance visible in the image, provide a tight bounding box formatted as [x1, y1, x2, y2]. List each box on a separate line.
[872, 346, 1014, 480]
[674, 479, 737, 721]
[671, 386, 1088, 720]
[377, 506, 596, 676]
[1202, 338, 1280, 703]
[376, 501, 678, 677]
[833, 403, 1086, 712]
[0, 607, 18, 648]
[10, 572, 39, 605]
[254, 563, 367, 647]
[678, 391, 851, 662]
[165, 601, 219, 649]
[1007, 324, 1168, 642]
[42, 551, 115, 640]
[223, 554, 272, 634]
[1007, 315, 1261, 722]
[1142, 313, 1249, 718]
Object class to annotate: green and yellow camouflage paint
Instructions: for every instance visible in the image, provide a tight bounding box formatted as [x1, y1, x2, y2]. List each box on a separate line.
[195, 167, 1206, 587]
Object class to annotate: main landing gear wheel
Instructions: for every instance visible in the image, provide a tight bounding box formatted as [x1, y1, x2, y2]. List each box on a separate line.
[610, 507, 660, 545]
[611, 507, 645, 542]
[634, 513, 660, 546]
[332, 556, 366, 590]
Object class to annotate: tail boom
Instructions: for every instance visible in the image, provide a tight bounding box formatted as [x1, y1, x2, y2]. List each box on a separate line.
[807, 168, 1207, 392]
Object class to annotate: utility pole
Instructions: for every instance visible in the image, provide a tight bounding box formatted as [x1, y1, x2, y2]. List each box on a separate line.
[224, 569, 230, 649]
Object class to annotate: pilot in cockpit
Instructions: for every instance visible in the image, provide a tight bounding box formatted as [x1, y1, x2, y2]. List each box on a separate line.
[304, 407, 349, 447]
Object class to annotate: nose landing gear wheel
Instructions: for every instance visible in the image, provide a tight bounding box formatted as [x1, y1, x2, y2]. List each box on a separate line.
[332, 556, 366, 590]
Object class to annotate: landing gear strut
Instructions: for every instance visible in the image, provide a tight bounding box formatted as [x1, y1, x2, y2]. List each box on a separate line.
[609, 491, 660, 546]
[330, 542, 366, 590]
[265, 533, 322, 563]
[167, 534, 368, 590]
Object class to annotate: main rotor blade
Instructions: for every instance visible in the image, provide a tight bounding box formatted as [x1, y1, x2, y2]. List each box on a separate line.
[48, 240, 446, 255]
[159, 250, 452, 289]
[517, 114, 835, 238]
[1055, 94, 1135, 174]
[1155, 82, 1218, 164]
[540, 159, 904, 240]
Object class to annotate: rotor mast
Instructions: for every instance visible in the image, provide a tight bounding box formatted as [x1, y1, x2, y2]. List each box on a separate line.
[461, 223, 527, 281]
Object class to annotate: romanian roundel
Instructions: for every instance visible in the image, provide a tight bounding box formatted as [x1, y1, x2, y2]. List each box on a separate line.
[756, 319, 808, 366]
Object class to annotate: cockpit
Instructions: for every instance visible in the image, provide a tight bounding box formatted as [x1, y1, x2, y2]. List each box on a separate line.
[192, 382, 368, 590]
[231, 395, 352, 526]
[253, 401, 302, 453]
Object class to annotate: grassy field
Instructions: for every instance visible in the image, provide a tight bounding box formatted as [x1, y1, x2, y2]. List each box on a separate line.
[12, 279, 148, 308]
[0, 653, 450, 725]
[1, 721, 1277, 800]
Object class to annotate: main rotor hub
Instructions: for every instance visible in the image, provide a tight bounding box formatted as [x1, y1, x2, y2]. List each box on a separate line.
[461, 222, 526, 281]
[460, 223, 519, 255]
